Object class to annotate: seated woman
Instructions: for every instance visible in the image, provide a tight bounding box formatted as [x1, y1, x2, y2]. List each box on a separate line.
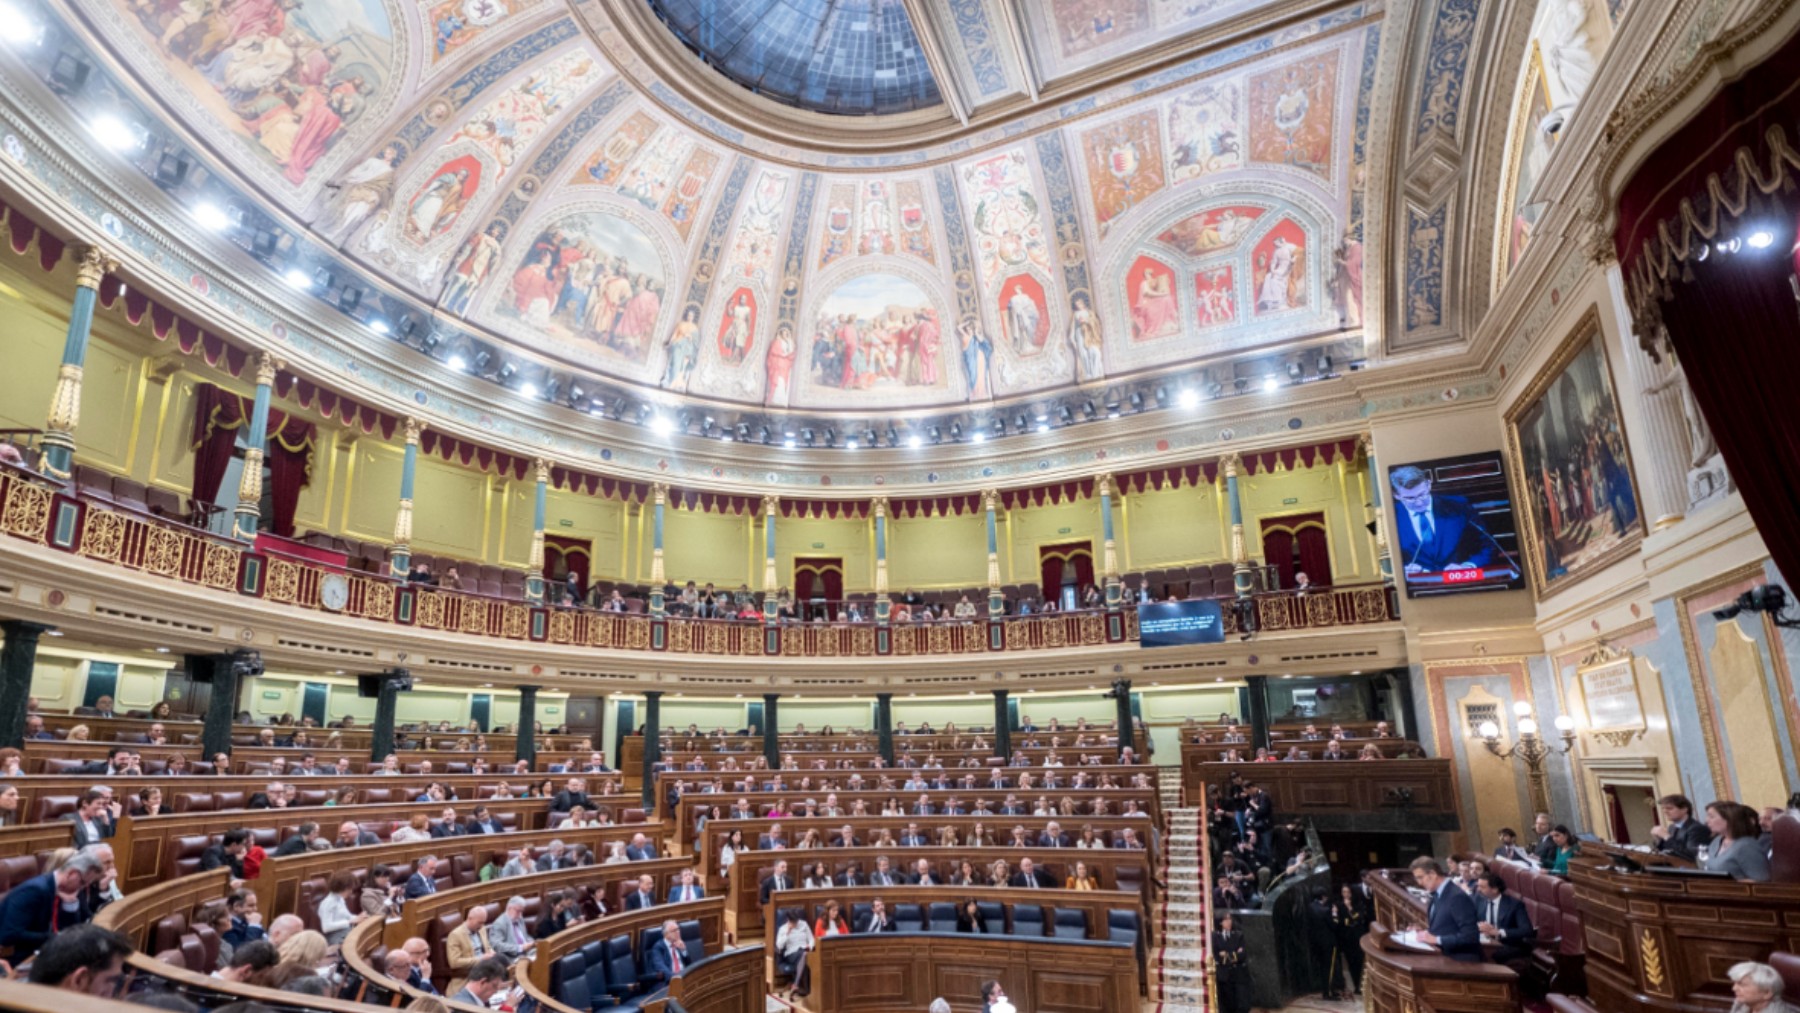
[955, 898, 988, 933]
[1066, 861, 1098, 890]
[814, 900, 850, 939]
[1703, 801, 1772, 881]
[775, 909, 814, 999]
[1548, 825, 1580, 874]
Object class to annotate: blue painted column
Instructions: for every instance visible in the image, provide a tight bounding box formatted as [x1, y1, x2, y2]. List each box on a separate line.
[762, 495, 779, 621]
[1224, 453, 1252, 598]
[388, 418, 426, 578]
[1098, 473, 1121, 609]
[526, 458, 550, 604]
[984, 490, 1003, 617]
[231, 353, 283, 541]
[873, 497, 891, 623]
[1360, 434, 1394, 583]
[40, 246, 119, 480]
[649, 483, 668, 615]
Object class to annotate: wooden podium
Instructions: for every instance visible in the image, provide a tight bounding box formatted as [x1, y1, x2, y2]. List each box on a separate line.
[1362, 922, 1521, 1013]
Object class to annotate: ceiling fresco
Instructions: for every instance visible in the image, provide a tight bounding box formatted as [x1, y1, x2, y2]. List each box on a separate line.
[44, 0, 1399, 417]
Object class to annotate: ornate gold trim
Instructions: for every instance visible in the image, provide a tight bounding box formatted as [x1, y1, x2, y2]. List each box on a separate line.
[73, 246, 118, 290]
[1674, 561, 1770, 800]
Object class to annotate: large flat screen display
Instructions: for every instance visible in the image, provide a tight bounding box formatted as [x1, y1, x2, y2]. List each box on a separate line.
[1387, 451, 1526, 598]
[1138, 598, 1226, 648]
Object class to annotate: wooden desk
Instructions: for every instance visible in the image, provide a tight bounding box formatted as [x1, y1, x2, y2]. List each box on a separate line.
[1186, 759, 1460, 831]
[807, 933, 1138, 1012]
[1362, 921, 1521, 1013]
[521, 895, 727, 995]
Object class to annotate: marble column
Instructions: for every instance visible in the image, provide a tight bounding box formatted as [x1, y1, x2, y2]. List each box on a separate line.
[1098, 473, 1121, 608]
[640, 690, 662, 809]
[1110, 678, 1133, 761]
[761, 495, 779, 621]
[197, 652, 241, 762]
[0, 621, 52, 750]
[872, 497, 891, 623]
[992, 689, 1011, 761]
[649, 483, 668, 615]
[762, 693, 781, 768]
[526, 459, 549, 604]
[515, 686, 538, 767]
[388, 418, 426, 578]
[983, 490, 1003, 617]
[875, 693, 894, 765]
[232, 352, 284, 541]
[40, 246, 119, 480]
[1359, 434, 1394, 583]
[1224, 453, 1252, 597]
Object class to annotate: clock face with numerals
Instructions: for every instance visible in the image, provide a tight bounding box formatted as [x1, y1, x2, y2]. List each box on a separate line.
[320, 573, 350, 612]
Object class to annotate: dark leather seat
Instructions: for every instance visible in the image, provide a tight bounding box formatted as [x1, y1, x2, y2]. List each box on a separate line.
[553, 952, 589, 1011]
[926, 901, 958, 932]
[1051, 907, 1088, 938]
[892, 903, 924, 933]
[1010, 904, 1045, 937]
[976, 901, 1005, 934]
[599, 933, 642, 1007]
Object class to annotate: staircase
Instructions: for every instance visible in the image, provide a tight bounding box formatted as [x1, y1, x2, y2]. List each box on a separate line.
[1157, 767, 1209, 1012]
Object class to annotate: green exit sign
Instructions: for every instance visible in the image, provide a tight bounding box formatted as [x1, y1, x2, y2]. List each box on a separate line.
[261, 690, 283, 700]
[544, 706, 561, 715]
[1057, 527, 1072, 535]
[811, 542, 825, 549]
[558, 519, 574, 528]
[1282, 498, 1299, 505]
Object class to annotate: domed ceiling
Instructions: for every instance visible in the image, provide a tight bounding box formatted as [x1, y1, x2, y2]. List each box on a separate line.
[55, 0, 1389, 418]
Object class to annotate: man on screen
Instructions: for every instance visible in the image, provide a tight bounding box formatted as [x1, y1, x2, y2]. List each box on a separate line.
[1390, 465, 1494, 576]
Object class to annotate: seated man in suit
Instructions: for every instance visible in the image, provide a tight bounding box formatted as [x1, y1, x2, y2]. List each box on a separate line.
[1009, 857, 1057, 889]
[666, 867, 705, 904]
[909, 857, 938, 885]
[899, 822, 930, 847]
[449, 956, 509, 1008]
[1038, 821, 1070, 848]
[221, 890, 266, 950]
[759, 861, 794, 905]
[1474, 873, 1536, 964]
[1492, 827, 1529, 862]
[0, 852, 103, 959]
[1390, 464, 1496, 576]
[488, 896, 532, 964]
[626, 873, 660, 910]
[1408, 857, 1482, 962]
[1649, 794, 1713, 862]
[867, 856, 904, 888]
[444, 905, 494, 989]
[911, 794, 936, 816]
[464, 806, 505, 835]
[200, 828, 250, 884]
[625, 832, 658, 861]
[857, 897, 896, 933]
[550, 777, 592, 814]
[430, 807, 467, 839]
[644, 919, 690, 984]
[1114, 827, 1145, 850]
[334, 821, 381, 849]
[1529, 812, 1558, 864]
[404, 856, 441, 899]
[835, 861, 864, 887]
[272, 822, 320, 856]
[65, 790, 116, 849]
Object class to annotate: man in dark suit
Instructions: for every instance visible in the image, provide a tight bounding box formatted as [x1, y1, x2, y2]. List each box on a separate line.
[430, 807, 467, 839]
[1530, 813, 1559, 865]
[626, 873, 660, 910]
[1409, 857, 1481, 962]
[464, 806, 507, 834]
[911, 794, 935, 816]
[1649, 794, 1713, 862]
[334, 821, 381, 848]
[1391, 465, 1496, 576]
[759, 861, 792, 905]
[1009, 858, 1056, 889]
[835, 862, 864, 887]
[1493, 828, 1529, 863]
[0, 854, 102, 958]
[449, 957, 509, 1007]
[899, 822, 930, 847]
[625, 832, 658, 861]
[1474, 873, 1536, 964]
[65, 790, 116, 849]
[200, 828, 250, 883]
[272, 822, 320, 856]
[856, 898, 895, 933]
[909, 858, 937, 885]
[550, 778, 592, 813]
[665, 868, 705, 904]
[1038, 822, 1070, 848]
[644, 920, 689, 984]
[404, 856, 440, 899]
[867, 856, 903, 887]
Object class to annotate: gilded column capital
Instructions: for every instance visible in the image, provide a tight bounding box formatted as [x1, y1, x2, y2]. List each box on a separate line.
[1220, 452, 1241, 479]
[73, 245, 119, 291]
[981, 488, 1000, 513]
[871, 496, 888, 519]
[254, 352, 286, 388]
[652, 482, 669, 506]
[762, 494, 780, 517]
[402, 417, 427, 446]
[1356, 432, 1374, 459]
[534, 457, 552, 485]
[1095, 473, 1115, 498]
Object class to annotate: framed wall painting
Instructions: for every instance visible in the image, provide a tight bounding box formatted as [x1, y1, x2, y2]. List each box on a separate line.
[1499, 43, 1558, 284]
[1504, 307, 1645, 597]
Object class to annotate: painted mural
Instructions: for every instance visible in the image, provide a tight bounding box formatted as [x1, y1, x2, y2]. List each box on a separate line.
[721, 170, 791, 292]
[439, 220, 507, 315]
[618, 127, 694, 212]
[1504, 50, 1557, 277]
[1028, 0, 1265, 80]
[1250, 218, 1306, 314]
[1081, 110, 1167, 237]
[818, 178, 937, 270]
[426, 0, 530, 66]
[804, 274, 946, 395]
[1247, 50, 1340, 179]
[492, 210, 667, 362]
[961, 150, 1051, 289]
[998, 274, 1051, 354]
[1048, 0, 1152, 58]
[402, 155, 482, 242]
[443, 50, 606, 175]
[818, 183, 856, 269]
[121, 0, 395, 189]
[1126, 255, 1181, 341]
[575, 111, 659, 187]
[1194, 265, 1236, 329]
[1154, 205, 1264, 256]
[660, 147, 720, 241]
[1167, 80, 1245, 182]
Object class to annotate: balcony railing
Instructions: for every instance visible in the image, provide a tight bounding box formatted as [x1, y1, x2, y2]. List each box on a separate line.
[0, 465, 1401, 656]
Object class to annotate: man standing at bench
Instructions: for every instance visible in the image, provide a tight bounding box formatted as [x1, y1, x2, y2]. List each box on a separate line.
[1409, 857, 1481, 962]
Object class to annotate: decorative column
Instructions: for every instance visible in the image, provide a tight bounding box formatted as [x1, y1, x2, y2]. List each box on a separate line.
[526, 459, 550, 604]
[640, 690, 663, 809]
[761, 495, 779, 621]
[874, 692, 894, 765]
[1245, 674, 1271, 753]
[231, 352, 284, 541]
[762, 693, 781, 768]
[1098, 473, 1121, 608]
[1109, 678, 1133, 761]
[515, 686, 538, 767]
[388, 417, 426, 578]
[1223, 453, 1252, 598]
[872, 497, 891, 623]
[1358, 434, 1394, 583]
[991, 689, 1011, 761]
[649, 483, 669, 615]
[0, 621, 53, 749]
[369, 671, 402, 762]
[983, 489, 1003, 617]
[197, 652, 241, 762]
[40, 245, 119, 480]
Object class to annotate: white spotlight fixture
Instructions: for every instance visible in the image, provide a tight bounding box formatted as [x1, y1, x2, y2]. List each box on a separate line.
[518, 382, 539, 398]
[783, 438, 796, 449]
[1178, 387, 1200, 409]
[367, 319, 390, 335]
[1037, 422, 1050, 433]
[192, 202, 232, 232]
[971, 431, 987, 443]
[283, 268, 311, 290]
[845, 439, 859, 450]
[1261, 375, 1280, 393]
[649, 414, 675, 436]
[447, 353, 468, 371]
[89, 113, 142, 152]
[906, 434, 922, 449]
[1747, 230, 1775, 249]
[0, 2, 42, 45]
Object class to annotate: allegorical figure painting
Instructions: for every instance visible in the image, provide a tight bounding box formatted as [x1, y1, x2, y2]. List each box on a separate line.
[494, 210, 666, 363]
[806, 274, 944, 395]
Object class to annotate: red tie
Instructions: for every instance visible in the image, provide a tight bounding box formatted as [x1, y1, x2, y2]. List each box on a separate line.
[671, 946, 682, 974]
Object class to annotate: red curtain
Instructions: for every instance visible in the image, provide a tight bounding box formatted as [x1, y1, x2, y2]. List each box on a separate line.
[1260, 513, 1331, 588]
[190, 384, 314, 536]
[545, 535, 591, 596]
[1038, 542, 1094, 598]
[1262, 528, 1296, 589]
[1297, 527, 1332, 587]
[794, 559, 843, 605]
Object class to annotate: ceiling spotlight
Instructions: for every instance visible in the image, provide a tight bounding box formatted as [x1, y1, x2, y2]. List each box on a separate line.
[283, 268, 311, 290]
[822, 427, 837, 447]
[845, 439, 859, 450]
[543, 378, 562, 402]
[1013, 413, 1028, 432]
[992, 418, 1006, 436]
[337, 286, 363, 312]
[1209, 381, 1225, 397]
[1747, 230, 1775, 249]
[1178, 387, 1200, 408]
[1129, 391, 1145, 411]
[863, 427, 879, 447]
[472, 350, 493, 373]
[90, 112, 143, 152]
[152, 150, 191, 187]
[496, 361, 517, 382]
[971, 431, 987, 443]
[948, 422, 962, 441]
[565, 383, 585, 406]
[925, 428, 939, 446]
[885, 426, 899, 446]
[649, 414, 675, 436]
[518, 381, 539, 399]
[1154, 386, 1169, 406]
[395, 314, 419, 339]
[447, 353, 467, 370]
[1082, 400, 1097, 419]
[1233, 377, 1249, 393]
[758, 426, 772, 444]
[800, 428, 815, 446]
[783, 437, 796, 449]
[368, 319, 391, 336]
[0, 2, 44, 45]
[192, 202, 232, 232]
[1058, 406, 1074, 425]
[1036, 421, 1050, 433]
[736, 423, 752, 441]
[1262, 375, 1280, 392]
[312, 266, 335, 291]
[1316, 353, 1333, 374]
[1105, 401, 1121, 418]
[1287, 361, 1303, 381]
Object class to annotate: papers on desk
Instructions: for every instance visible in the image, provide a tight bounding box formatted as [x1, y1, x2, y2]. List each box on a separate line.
[1394, 930, 1436, 952]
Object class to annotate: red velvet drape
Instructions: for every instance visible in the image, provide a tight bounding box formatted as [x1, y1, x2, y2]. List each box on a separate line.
[1038, 542, 1094, 599]
[545, 535, 591, 596]
[190, 383, 315, 536]
[1297, 527, 1332, 587]
[1261, 529, 1295, 589]
[794, 559, 842, 605]
[1260, 513, 1331, 588]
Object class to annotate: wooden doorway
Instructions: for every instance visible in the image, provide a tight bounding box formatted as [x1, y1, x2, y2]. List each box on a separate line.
[1038, 541, 1095, 608]
[1259, 512, 1332, 590]
[545, 535, 592, 600]
[794, 558, 843, 619]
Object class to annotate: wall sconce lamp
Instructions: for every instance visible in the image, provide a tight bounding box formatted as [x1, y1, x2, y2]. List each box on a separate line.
[1479, 700, 1576, 815]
